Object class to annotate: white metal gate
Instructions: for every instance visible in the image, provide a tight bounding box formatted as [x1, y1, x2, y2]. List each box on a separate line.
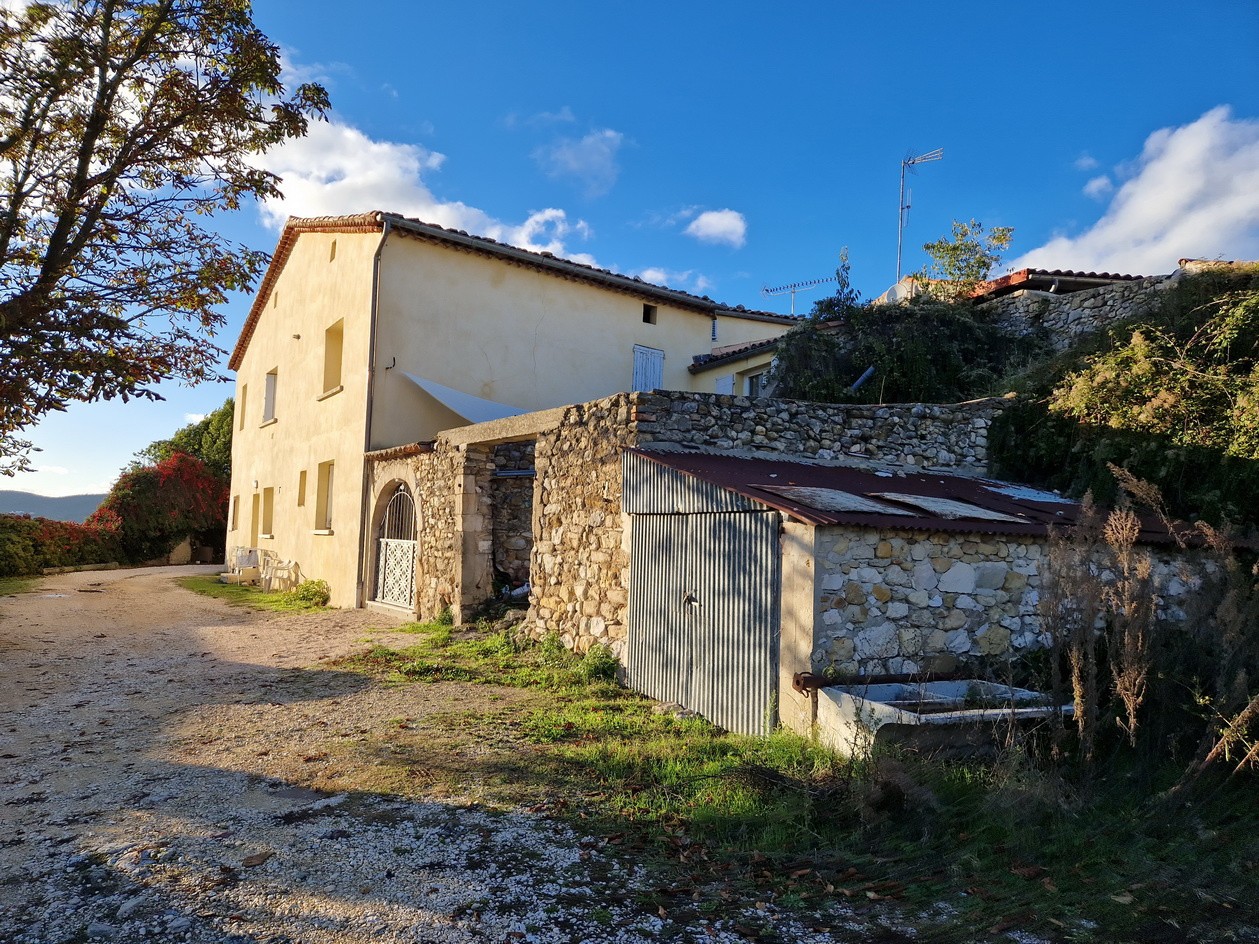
[375, 485, 417, 608]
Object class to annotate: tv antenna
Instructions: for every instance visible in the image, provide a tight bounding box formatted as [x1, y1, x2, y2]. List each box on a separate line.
[896, 147, 943, 283]
[760, 275, 836, 315]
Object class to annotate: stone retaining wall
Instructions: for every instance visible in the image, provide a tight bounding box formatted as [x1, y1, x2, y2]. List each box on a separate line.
[983, 276, 1170, 352]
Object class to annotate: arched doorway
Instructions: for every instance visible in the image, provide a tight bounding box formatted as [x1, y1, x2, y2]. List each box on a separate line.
[374, 483, 417, 608]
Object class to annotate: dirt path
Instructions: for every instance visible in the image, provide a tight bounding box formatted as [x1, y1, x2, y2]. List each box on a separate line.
[0, 567, 874, 944]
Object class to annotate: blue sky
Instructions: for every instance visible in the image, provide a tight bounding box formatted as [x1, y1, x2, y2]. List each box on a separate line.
[14, 0, 1259, 496]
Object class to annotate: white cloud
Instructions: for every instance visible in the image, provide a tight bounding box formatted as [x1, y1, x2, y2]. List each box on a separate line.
[253, 118, 596, 264]
[1074, 153, 1100, 171]
[183, 413, 207, 424]
[684, 209, 747, 249]
[534, 129, 625, 197]
[1082, 175, 1114, 199]
[636, 267, 714, 295]
[36, 465, 69, 476]
[1011, 107, 1259, 274]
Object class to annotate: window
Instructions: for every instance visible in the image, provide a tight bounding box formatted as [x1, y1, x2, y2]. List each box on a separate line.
[261, 487, 274, 537]
[329, 239, 337, 262]
[746, 371, 767, 397]
[297, 469, 307, 507]
[315, 460, 335, 531]
[642, 303, 657, 325]
[322, 319, 344, 395]
[262, 369, 277, 423]
[238, 385, 247, 431]
[631, 345, 664, 392]
[230, 495, 239, 531]
[711, 319, 718, 342]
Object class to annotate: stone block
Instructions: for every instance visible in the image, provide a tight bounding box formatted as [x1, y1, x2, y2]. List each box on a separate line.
[844, 581, 866, 604]
[871, 584, 892, 603]
[974, 562, 1009, 590]
[938, 561, 977, 594]
[911, 562, 939, 592]
[854, 623, 899, 659]
[942, 609, 968, 631]
[875, 541, 894, 559]
[886, 600, 910, 620]
[976, 624, 1012, 656]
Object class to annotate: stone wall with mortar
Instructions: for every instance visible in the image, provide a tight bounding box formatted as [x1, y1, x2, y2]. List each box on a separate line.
[808, 525, 1214, 678]
[490, 442, 534, 586]
[982, 276, 1171, 352]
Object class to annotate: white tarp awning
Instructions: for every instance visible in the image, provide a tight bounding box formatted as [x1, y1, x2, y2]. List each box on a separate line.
[401, 371, 523, 424]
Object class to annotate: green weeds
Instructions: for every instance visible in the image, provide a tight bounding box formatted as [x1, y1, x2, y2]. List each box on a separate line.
[331, 622, 1258, 941]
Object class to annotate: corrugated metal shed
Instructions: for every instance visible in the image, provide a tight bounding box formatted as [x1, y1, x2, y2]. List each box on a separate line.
[626, 448, 1181, 544]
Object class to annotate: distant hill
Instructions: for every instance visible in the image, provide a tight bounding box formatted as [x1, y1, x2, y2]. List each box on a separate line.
[0, 491, 106, 523]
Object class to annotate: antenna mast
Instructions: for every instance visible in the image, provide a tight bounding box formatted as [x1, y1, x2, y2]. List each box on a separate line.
[896, 147, 943, 283]
[760, 275, 837, 315]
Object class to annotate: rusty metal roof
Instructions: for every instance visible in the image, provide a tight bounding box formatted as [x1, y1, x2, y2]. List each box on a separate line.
[628, 448, 1182, 543]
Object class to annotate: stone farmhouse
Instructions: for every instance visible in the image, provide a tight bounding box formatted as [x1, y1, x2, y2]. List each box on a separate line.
[226, 212, 794, 608]
[229, 232, 1224, 736]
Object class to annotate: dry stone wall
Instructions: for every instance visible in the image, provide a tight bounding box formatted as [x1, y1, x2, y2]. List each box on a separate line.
[633, 390, 1006, 472]
[809, 525, 1213, 678]
[983, 276, 1170, 352]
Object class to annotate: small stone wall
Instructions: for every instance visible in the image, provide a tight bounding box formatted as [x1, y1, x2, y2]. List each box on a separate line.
[983, 276, 1170, 352]
[809, 525, 1213, 678]
[634, 390, 1006, 473]
[490, 442, 534, 586]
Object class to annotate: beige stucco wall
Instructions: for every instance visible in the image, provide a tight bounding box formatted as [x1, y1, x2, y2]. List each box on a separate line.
[368, 234, 790, 448]
[693, 349, 779, 394]
[228, 231, 378, 608]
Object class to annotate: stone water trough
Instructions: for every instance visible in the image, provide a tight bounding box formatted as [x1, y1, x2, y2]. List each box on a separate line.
[815, 679, 1074, 758]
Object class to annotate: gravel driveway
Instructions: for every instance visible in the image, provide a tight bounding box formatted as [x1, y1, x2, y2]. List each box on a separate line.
[0, 567, 887, 944]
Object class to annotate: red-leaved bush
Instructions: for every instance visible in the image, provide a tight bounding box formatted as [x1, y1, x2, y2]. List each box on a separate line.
[88, 452, 227, 563]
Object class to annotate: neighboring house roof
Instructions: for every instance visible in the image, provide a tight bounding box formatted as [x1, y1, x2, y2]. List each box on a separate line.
[629, 447, 1183, 543]
[689, 337, 781, 373]
[229, 211, 797, 371]
[970, 267, 1151, 301]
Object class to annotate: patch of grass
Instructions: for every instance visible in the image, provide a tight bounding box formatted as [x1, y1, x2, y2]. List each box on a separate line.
[333, 624, 1259, 941]
[175, 574, 330, 612]
[0, 575, 39, 595]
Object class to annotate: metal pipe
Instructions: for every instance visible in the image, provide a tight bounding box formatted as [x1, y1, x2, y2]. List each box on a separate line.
[356, 214, 394, 607]
[850, 365, 876, 392]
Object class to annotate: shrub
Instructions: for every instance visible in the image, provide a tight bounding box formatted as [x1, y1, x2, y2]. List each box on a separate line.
[0, 513, 119, 576]
[283, 578, 331, 608]
[89, 452, 227, 563]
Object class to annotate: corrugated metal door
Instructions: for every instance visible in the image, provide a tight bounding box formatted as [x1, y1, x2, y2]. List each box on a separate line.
[628, 511, 781, 735]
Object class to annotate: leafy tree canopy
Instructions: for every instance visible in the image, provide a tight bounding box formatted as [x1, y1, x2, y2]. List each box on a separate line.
[135, 396, 233, 480]
[0, 0, 328, 474]
[917, 218, 1014, 300]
